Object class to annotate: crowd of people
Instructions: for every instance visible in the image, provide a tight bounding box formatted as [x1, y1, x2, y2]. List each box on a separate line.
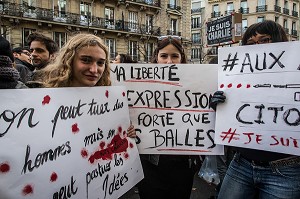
[1, 19, 299, 199]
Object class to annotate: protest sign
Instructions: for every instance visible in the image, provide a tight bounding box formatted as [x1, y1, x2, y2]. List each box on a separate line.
[0, 87, 143, 199]
[215, 41, 300, 156]
[111, 64, 223, 155]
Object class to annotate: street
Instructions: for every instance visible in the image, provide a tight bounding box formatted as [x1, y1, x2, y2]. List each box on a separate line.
[120, 173, 217, 199]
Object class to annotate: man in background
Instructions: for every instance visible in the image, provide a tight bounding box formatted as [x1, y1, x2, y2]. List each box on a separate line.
[13, 47, 34, 83]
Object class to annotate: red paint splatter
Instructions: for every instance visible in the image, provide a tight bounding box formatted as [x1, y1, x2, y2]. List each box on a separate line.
[237, 83, 242, 88]
[124, 153, 129, 159]
[22, 184, 33, 196]
[129, 143, 134, 148]
[122, 92, 126, 97]
[0, 162, 10, 173]
[42, 95, 51, 105]
[81, 148, 88, 158]
[227, 83, 232, 88]
[71, 123, 79, 134]
[105, 90, 109, 98]
[88, 131, 129, 163]
[220, 84, 224, 88]
[99, 141, 106, 149]
[246, 84, 251, 88]
[118, 126, 122, 133]
[50, 172, 58, 182]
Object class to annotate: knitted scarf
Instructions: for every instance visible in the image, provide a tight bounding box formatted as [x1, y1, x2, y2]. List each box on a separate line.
[0, 55, 20, 89]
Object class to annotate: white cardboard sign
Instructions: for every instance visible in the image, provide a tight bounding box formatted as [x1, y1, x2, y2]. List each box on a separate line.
[215, 41, 300, 155]
[111, 64, 223, 155]
[0, 86, 143, 199]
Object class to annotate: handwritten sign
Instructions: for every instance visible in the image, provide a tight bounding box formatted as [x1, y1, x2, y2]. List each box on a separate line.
[111, 64, 223, 155]
[0, 87, 143, 199]
[215, 41, 300, 156]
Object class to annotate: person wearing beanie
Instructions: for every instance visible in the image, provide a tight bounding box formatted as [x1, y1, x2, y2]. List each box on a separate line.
[0, 36, 27, 89]
[13, 47, 35, 83]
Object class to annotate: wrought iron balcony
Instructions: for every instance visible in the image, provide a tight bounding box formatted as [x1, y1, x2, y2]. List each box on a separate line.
[292, 30, 297, 36]
[283, 8, 289, 15]
[256, 5, 267, 12]
[284, 28, 289, 34]
[192, 39, 201, 44]
[128, 0, 160, 7]
[167, 4, 181, 11]
[274, 5, 281, 12]
[167, 30, 181, 36]
[211, 11, 221, 18]
[225, 9, 235, 15]
[239, 7, 249, 14]
[292, 10, 298, 17]
[191, 8, 202, 14]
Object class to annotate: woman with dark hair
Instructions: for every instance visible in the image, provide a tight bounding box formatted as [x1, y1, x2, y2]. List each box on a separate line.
[137, 35, 200, 199]
[112, 53, 136, 63]
[212, 20, 300, 199]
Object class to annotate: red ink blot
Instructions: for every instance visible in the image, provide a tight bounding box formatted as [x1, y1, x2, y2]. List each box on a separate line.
[42, 95, 51, 105]
[122, 92, 126, 97]
[237, 83, 242, 88]
[89, 132, 129, 163]
[228, 83, 232, 88]
[22, 184, 33, 195]
[220, 84, 224, 88]
[71, 123, 79, 134]
[81, 148, 88, 158]
[105, 90, 109, 98]
[129, 143, 134, 148]
[124, 153, 129, 159]
[246, 84, 251, 88]
[118, 126, 122, 133]
[50, 172, 58, 182]
[0, 162, 10, 173]
[99, 141, 106, 149]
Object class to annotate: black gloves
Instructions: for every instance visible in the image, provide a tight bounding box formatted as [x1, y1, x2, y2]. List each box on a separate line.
[210, 91, 226, 111]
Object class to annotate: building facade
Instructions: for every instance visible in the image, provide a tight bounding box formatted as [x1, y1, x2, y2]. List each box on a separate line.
[193, 0, 299, 62]
[0, 0, 191, 62]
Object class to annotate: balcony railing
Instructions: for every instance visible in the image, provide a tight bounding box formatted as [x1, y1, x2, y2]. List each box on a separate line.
[191, 8, 201, 14]
[126, 0, 160, 7]
[292, 10, 298, 17]
[292, 30, 297, 36]
[167, 4, 181, 11]
[192, 39, 201, 44]
[225, 9, 235, 15]
[284, 28, 289, 34]
[0, 1, 161, 36]
[274, 5, 281, 12]
[239, 7, 249, 14]
[256, 5, 267, 12]
[283, 8, 289, 15]
[167, 30, 181, 36]
[211, 11, 221, 18]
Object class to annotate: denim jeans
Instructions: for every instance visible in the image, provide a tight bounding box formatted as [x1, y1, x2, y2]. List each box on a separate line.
[218, 153, 300, 199]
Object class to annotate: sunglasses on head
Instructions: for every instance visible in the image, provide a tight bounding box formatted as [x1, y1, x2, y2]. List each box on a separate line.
[158, 35, 182, 44]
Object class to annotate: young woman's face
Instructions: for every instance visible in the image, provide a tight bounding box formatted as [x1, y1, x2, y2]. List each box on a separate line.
[245, 33, 272, 45]
[112, 55, 121, 63]
[157, 44, 182, 64]
[71, 45, 106, 87]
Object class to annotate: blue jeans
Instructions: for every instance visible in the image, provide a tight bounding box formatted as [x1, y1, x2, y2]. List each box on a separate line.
[218, 154, 300, 199]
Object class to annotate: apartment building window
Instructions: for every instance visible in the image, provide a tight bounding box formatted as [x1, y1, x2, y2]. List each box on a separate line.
[128, 11, 138, 32]
[257, 0, 267, 12]
[146, 43, 154, 62]
[105, 39, 116, 60]
[54, 32, 66, 49]
[191, 1, 202, 13]
[191, 16, 201, 29]
[23, 28, 36, 46]
[1, 26, 9, 41]
[283, 19, 289, 34]
[170, 18, 178, 35]
[292, 21, 297, 36]
[80, 2, 92, 23]
[105, 7, 114, 28]
[242, 19, 248, 33]
[226, 2, 234, 15]
[292, 3, 298, 17]
[258, 0, 266, 6]
[240, 0, 248, 14]
[191, 48, 200, 59]
[192, 33, 201, 44]
[257, 16, 264, 22]
[212, 4, 220, 18]
[169, 0, 177, 7]
[128, 41, 138, 61]
[54, 0, 66, 18]
[275, 16, 279, 23]
[145, 15, 153, 33]
[283, 1, 289, 15]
